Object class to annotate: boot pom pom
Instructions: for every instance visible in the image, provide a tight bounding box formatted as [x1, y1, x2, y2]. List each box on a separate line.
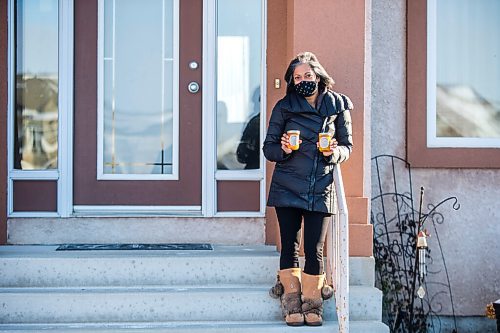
[321, 284, 334, 300]
[269, 281, 284, 298]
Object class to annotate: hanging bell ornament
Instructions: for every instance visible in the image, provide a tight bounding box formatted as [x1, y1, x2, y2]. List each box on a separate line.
[416, 230, 428, 299]
[417, 231, 428, 279]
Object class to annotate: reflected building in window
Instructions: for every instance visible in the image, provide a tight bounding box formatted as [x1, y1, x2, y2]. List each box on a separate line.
[236, 88, 260, 169]
[14, 0, 59, 170]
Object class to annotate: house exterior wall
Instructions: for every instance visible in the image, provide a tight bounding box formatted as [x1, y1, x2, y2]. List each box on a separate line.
[265, 0, 373, 257]
[372, 0, 500, 317]
[3, 0, 372, 258]
[264, 0, 287, 248]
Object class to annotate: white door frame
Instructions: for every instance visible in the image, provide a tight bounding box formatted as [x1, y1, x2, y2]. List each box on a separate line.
[8, 0, 266, 218]
[202, 0, 216, 217]
[203, 0, 267, 218]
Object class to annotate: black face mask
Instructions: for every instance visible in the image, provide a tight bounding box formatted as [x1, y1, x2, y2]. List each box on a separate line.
[294, 80, 318, 97]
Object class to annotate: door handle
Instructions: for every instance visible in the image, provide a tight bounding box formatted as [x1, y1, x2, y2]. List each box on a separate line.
[188, 82, 200, 94]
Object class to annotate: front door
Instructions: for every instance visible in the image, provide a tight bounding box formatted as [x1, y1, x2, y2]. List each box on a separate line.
[73, 0, 202, 211]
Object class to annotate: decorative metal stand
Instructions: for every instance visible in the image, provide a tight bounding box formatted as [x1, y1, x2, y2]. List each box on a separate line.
[371, 155, 460, 333]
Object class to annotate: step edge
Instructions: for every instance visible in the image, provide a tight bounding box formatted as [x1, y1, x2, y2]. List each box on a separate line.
[0, 285, 382, 294]
[0, 285, 276, 293]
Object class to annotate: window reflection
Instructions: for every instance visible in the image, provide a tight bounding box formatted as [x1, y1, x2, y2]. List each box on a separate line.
[216, 0, 261, 170]
[14, 0, 59, 170]
[236, 90, 260, 169]
[102, 0, 175, 175]
[436, 0, 500, 138]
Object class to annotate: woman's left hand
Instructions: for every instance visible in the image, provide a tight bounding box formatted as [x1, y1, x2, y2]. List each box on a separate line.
[319, 138, 338, 157]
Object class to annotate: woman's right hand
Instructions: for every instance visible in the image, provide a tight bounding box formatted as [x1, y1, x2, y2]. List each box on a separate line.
[281, 133, 302, 154]
[280, 133, 293, 154]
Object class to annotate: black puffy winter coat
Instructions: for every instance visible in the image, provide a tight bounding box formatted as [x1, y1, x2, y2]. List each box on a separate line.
[263, 90, 353, 214]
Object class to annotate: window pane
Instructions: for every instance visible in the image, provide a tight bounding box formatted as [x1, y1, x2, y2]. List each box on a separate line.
[102, 0, 175, 175]
[436, 0, 500, 138]
[164, 0, 174, 59]
[15, 0, 59, 170]
[216, 0, 261, 170]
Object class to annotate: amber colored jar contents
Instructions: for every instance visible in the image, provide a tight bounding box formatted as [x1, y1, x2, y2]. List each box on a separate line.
[287, 130, 300, 150]
[318, 132, 332, 152]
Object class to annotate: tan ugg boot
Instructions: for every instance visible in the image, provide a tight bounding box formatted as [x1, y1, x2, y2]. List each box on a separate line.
[276, 268, 304, 326]
[301, 272, 327, 326]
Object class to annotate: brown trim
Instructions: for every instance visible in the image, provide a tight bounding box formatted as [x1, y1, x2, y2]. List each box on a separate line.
[407, 0, 500, 168]
[0, 0, 7, 243]
[13, 180, 58, 212]
[73, 0, 98, 204]
[217, 181, 260, 212]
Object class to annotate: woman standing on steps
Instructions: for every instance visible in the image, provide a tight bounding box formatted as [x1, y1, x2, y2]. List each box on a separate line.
[263, 52, 353, 327]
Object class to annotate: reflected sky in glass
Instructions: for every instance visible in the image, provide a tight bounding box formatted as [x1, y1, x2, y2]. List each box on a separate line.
[17, 0, 58, 77]
[437, 0, 500, 105]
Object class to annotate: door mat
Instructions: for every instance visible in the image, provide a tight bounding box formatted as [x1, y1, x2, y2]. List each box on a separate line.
[56, 243, 213, 251]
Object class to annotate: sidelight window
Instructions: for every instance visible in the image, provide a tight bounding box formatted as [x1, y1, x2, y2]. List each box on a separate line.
[216, 0, 263, 170]
[14, 0, 59, 170]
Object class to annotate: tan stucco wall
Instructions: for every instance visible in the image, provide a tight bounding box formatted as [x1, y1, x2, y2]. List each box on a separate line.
[372, 0, 500, 316]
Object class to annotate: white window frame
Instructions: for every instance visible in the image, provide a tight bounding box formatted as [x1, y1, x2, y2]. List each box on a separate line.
[203, 0, 267, 217]
[427, 0, 500, 148]
[96, 0, 180, 180]
[7, 0, 74, 218]
[7, 0, 266, 218]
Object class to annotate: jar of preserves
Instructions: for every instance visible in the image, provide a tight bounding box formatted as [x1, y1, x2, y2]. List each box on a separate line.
[287, 130, 300, 150]
[318, 132, 332, 152]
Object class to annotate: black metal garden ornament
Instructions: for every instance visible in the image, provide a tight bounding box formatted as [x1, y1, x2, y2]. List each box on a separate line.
[371, 155, 460, 333]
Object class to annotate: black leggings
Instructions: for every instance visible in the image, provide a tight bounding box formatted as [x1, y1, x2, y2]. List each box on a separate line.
[275, 207, 331, 275]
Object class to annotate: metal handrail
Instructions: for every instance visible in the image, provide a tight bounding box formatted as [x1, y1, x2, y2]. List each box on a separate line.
[326, 164, 349, 332]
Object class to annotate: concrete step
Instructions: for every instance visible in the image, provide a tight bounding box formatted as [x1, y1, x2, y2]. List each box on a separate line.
[0, 245, 375, 287]
[0, 321, 390, 333]
[0, 245, 278, 287]
[0, 285, 381, 324]
[6, 217, 266, 245]
[0, 245, 387, 332]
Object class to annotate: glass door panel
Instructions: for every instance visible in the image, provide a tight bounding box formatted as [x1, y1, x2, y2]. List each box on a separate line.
[101, 0, 177, 176]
